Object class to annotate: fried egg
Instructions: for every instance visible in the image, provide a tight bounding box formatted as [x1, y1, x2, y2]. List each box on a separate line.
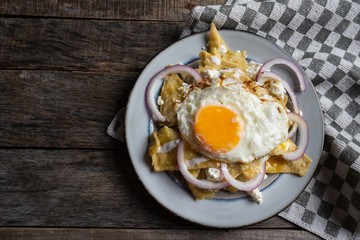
[176, 79, 289, 163]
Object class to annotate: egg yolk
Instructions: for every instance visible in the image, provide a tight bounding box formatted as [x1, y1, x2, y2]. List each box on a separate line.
[193, 105, 242, 153]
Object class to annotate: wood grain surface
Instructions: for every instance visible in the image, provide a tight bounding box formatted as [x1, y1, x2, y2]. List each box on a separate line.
[0, 0, 321, 239]
[1, 70, 133, 148]
[0, 228, 321, 240]
[0, 19, 183, 71]
[0, 149, 294, 229]
[0, 0, 222, 21]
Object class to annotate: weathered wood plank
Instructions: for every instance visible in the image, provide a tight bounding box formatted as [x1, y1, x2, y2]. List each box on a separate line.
[0, 18, 185, 71]
[0, 228, 321, 239]
[0, 149, 295, 229]
[0, 0, 225, 21]
[0, 70, 134, 148]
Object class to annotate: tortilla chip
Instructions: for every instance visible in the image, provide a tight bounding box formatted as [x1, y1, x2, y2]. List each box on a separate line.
[198, 51, 238, 72]
[266, 155, 312, 177]
[267, 140, 312, 176]
[149, 126, 180, 171]
[207, 23, 247, 71]
[222, 50, 247, 72]
[208, 23, 230, 57]
[159, 73, 185, 126]
[237, 158, 265, 180]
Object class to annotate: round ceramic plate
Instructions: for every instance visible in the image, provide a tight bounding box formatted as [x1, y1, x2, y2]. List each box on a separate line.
[125, 30, 324, 228]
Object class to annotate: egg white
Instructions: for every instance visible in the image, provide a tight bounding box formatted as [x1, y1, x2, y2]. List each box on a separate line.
[176, 83, 289, 163]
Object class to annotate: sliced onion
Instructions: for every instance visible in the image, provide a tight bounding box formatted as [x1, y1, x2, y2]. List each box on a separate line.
[257, 58, 306, 92]
[283, 113, 309, 161]
[220, 158, 266, 192]
[177, 140, 230, 190]
[287, 122, 298, 139]
[145, 65, 202, 122]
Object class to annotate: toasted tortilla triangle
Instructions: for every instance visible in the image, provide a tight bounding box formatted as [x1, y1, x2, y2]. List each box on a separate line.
[206, 23, 247, 71]
[208, 23, 230, 57]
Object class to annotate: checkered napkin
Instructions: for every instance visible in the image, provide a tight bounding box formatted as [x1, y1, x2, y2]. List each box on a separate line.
[180, 0, 360, 239]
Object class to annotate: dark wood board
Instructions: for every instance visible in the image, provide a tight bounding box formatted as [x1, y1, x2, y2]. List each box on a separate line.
[0, 18, 185, 72]
[0, 228, 321, 239]
[0, 70, 133, 148]
[0, 0, 225, 21]
[0, 149, 295, 229]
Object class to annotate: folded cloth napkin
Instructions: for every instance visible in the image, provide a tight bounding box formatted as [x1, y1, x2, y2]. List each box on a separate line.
[108, 0, 359, 239]
[180, 0, 360, 239]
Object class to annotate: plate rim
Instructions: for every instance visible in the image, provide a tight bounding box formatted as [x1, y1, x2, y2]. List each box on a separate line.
[124, 28, 325, 228]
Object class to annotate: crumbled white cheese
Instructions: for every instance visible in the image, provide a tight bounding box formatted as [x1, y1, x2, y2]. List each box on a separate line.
[203, 68, 246, 88]
[186, 157, 209, 168]
[248, 188, 263, 204]
[210, 56, 221, 65]
[269, 80, 286, 101]
[177, 82, 190, 94]
[156, 96, 164, 105]
[205, 167, 223, 182]
[156, 139, 180, 154]
[203, 69, 220, 80]
[201, 46, 206, 50]
[220, 44, 227, 54]
[246, 60, 262, 81]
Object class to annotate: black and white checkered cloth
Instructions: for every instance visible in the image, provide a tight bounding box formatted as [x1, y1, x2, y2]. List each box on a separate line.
[180, 0, 360, 239]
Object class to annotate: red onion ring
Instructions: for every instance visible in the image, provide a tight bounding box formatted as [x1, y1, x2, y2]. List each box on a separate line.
[257, 58, 306, 92]
[145, 65, 202, 122]
[220, 158, 266, 192]
[283, 113, 309, 161]
[177, 140, 230, 190]
[287, 122, 298, 139]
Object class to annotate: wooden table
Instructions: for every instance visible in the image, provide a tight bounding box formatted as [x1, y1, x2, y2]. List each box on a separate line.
[0, 1, 321, 239]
